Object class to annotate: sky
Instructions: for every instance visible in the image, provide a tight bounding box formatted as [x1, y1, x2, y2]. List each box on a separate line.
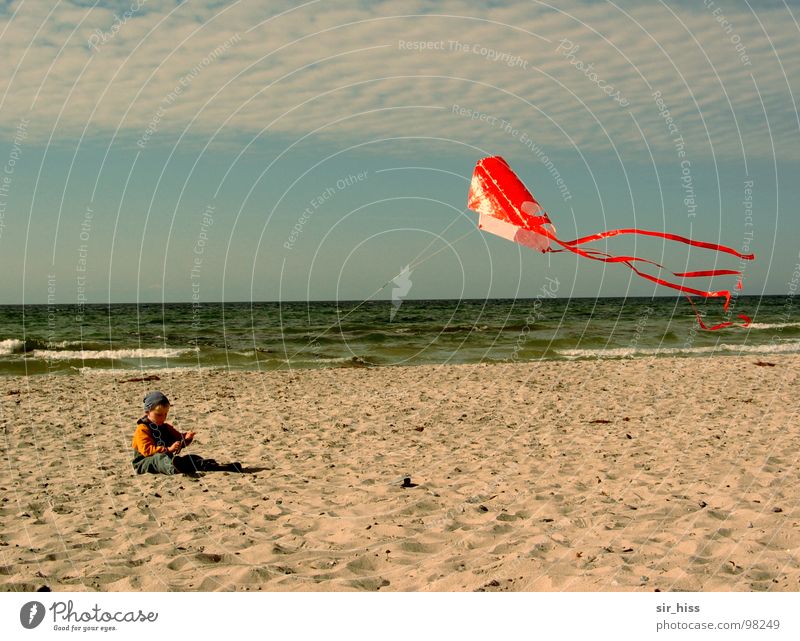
[0, 0, 799, 304]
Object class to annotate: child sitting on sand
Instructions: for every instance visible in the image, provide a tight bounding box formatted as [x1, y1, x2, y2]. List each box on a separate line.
[131, 391, 241, 474]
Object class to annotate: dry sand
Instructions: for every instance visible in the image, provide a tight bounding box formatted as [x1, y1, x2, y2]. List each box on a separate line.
[1, 355, 799, 592]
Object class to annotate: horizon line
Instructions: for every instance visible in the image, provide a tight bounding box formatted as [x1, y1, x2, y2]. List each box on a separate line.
[1, 293, 782, 306]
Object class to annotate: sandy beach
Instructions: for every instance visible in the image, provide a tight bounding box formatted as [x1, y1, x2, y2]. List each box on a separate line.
[1, 355, 799, 592]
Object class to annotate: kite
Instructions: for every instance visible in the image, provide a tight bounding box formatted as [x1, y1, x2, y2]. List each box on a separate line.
[467, 156, 754, 330]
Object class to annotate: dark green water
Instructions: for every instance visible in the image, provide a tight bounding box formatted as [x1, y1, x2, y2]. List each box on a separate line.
[1, 296, 797, 375]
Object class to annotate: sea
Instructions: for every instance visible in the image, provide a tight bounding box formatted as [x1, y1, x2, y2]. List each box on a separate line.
[1, 296, 798, 376]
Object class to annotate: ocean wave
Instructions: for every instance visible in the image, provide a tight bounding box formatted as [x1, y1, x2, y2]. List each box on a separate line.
[0, 337, 114, 356]
[30, 347, 197, 361]
[0, 339, 26, 355]
[241, 354, 377, 367]
[557, 341, 800, 359]
[76, 365, 220, 376]
[746, 322, 800, 330]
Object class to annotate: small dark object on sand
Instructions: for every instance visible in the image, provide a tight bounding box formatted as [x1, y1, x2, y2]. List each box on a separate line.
[754, 361, 776, 367]
[590, 419, 612, 424]
[401, 477, 417, 488]
[118, 374, 161, 383]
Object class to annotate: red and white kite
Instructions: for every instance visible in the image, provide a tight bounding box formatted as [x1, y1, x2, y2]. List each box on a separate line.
[467, 156, 754, 330]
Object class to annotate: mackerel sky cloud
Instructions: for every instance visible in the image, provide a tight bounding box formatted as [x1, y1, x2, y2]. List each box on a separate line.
[1, 0, 799, 303]
[1, 0, 797, 158]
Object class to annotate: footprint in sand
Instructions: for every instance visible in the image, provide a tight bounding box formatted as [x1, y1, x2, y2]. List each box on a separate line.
[144, 532, 172, 546]
[346, 555, 379, 574]
[348, 576, 390, 591]
[166, 557, 193, 571]
[194, 552, 225, 564]
[398, 540, 439, 554]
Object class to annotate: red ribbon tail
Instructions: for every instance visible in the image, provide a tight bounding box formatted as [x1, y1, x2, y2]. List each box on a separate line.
[561, 227, 755, 261]
[686, 297, 752, 330]
[540, 226, 751, 331]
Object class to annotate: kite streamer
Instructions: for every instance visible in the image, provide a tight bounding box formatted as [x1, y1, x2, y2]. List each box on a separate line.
[467, 156, 754, 330]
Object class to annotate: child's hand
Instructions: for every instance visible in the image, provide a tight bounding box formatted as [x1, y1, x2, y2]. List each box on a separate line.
[168, 441, 182, 454]
[183, 431, 195, 445]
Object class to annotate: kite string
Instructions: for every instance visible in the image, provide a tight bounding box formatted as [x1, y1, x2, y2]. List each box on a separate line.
[282, 226, 477, 363]
[407, 227, 476, 272]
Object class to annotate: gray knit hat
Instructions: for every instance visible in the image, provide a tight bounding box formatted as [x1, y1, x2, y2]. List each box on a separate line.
[143, 390, 170, 411]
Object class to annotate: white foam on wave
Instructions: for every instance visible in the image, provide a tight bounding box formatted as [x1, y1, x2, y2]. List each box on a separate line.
[268, 356, 377, 367]
[76, 364, 219, 376]
[283, 357, 359, 364]
[48, 340, 86, 348]
[747, 322, 800, 330]
[558, 341, 800, 359]
[0, 339, 25, 355]
[32, 347, 196, 361]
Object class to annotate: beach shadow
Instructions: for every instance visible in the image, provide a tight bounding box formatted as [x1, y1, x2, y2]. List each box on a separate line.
[197, 464, 270, 474]
[171, 455, 271, 475]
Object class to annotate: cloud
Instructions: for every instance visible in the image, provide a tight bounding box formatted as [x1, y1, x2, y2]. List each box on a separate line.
[0, 0, 798, 159]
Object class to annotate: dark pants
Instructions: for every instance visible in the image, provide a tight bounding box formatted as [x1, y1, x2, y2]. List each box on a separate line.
[132, 453, 207, 475]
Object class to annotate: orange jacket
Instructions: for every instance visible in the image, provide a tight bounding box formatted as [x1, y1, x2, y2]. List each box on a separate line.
[132, 418, 184, 457]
